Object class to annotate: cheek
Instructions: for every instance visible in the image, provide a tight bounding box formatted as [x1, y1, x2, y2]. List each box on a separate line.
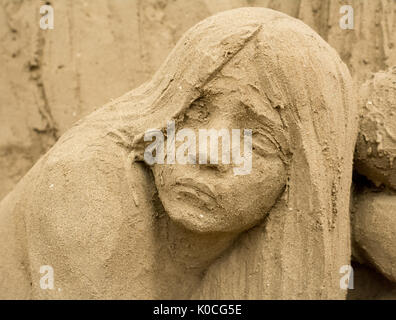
[217, 157, 286, 214]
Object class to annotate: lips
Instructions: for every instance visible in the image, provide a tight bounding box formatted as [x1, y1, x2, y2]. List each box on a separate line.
[173, 178, 217, 209]
[175, 178, 217, 199]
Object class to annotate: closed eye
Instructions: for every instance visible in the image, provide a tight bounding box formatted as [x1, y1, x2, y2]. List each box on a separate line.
[252, 142, 279, 158]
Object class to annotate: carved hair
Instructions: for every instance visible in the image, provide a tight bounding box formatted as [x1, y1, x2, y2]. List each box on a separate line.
[95, 8, 358, 298]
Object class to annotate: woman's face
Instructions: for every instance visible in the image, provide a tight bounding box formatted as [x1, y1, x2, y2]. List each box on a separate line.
[151, 88, 287, 234]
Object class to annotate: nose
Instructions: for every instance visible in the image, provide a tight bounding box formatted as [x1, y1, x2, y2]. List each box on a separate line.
[199, 162, 229, 173]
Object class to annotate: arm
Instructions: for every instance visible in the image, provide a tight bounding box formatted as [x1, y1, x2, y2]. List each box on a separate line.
[23, 138, 157, 299]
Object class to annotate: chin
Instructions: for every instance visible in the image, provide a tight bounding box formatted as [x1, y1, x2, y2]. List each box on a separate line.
[163, 199, 234, 234]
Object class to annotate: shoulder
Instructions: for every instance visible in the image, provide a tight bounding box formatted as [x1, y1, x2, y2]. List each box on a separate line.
[23, 126, 156, 251]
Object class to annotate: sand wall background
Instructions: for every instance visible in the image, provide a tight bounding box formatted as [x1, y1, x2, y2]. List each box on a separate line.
[1, 0, 395, 201]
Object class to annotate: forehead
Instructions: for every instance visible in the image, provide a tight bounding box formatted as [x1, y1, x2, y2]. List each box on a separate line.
[184, 55, 281, 130]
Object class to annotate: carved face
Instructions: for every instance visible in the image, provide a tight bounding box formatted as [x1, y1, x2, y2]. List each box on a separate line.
[151, 85, 287, 233]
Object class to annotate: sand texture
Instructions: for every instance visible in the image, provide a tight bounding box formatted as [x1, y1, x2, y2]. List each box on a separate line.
[1, 0, 395, 201]
[0, 1, 395, 300]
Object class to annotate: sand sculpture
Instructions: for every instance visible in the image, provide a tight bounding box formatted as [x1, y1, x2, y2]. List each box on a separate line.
[353, 67, 396, 289]
[0, 8, 359, 299]
[355, 67, 396, 190]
